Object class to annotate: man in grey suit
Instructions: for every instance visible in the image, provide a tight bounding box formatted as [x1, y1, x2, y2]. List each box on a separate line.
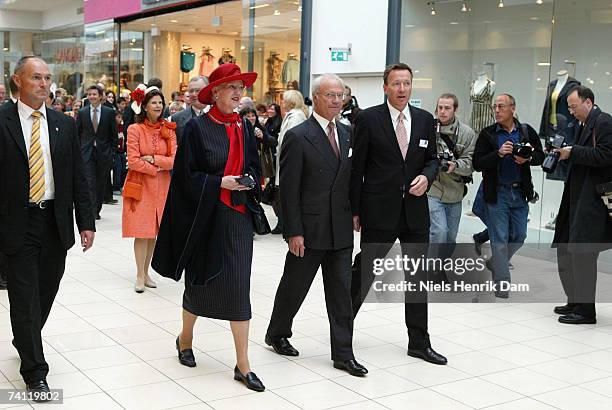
[265, 74, 368, 377]
[170, 76, 208, 144]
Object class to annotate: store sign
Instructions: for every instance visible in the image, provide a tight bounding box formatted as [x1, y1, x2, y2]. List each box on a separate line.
[55, 47, 83, 64]
[331, 51, 349, 62]
[409, 98, 422, 108]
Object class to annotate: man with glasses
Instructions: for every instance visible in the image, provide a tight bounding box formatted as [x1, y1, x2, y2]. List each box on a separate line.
[473, 94, 544, 298]
[350, 63, 447, 365]
[266, 73, 368, 377]
[552, 86, 612, 324]
[170, 76, 209, 144]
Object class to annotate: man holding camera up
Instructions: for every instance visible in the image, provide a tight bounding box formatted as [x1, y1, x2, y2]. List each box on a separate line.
[428, 94, 476, 277]
[552, 86, 612, 324]
[473, 94, 544, 298]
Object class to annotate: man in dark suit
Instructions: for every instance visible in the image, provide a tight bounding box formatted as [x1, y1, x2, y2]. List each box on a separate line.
[553, 86, 612, 324]
[350, 63, 447, 365]
[77, 85, 118, 220]
[265, 74, 368, 377]
[0, 56, 94, 399]
[170, 76, 208, 144]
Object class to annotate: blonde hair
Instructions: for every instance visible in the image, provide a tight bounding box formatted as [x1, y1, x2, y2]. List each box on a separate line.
[282, 89, 308, 117]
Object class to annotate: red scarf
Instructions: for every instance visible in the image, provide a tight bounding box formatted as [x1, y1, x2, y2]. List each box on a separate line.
[208, 104, 245, 213]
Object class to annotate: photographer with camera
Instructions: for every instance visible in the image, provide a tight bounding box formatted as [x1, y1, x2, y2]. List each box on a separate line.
[339, 85, 361, 126]
[473, 94, 544, 298]
[428, 94, 476, 276]
[552, 86, 612, 324]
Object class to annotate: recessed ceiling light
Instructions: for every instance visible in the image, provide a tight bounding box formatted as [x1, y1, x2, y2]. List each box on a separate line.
[450, 22, 459, 25]
[536, 0, 543, 4]
[530, 17, 539, 20]
[253, 24, 258, 28]
[273, 9, 280, 15]
[537, 62, 551, 66]
[171, 19, 178, 23]
[498, 0, 504, 8]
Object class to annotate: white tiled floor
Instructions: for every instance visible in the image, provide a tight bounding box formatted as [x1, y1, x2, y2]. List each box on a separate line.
[1, 199, 611, 409]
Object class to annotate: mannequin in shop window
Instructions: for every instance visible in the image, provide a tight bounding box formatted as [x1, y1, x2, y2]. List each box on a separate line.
[199, 46, 215, 77]
[281, 53, 299, 85]
[469, 71, 496, 134]
[218, 48, 236, 65]
[267, 52, 284, 89]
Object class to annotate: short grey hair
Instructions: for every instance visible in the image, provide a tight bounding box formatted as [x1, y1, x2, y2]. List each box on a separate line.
[14, 55, 46, 74]
[311, 73, 344, 96]
[189, 76, 209, 86]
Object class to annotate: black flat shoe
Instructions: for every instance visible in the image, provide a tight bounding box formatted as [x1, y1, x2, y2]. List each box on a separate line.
[271, 226, 282, 235]
[333, 359, 368, 377]
[265, 336, 299, 356]
[558, 313, 596, 325]
[408, 347, 448, 365]
[234, 365, 265, 392]
[554, 303, 576, 315]
[26, 379, 51, 402]
[176, 337, 196, 367]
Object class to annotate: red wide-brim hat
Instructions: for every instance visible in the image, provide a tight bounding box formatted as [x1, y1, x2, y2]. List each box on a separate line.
[198, 63, 258, 104]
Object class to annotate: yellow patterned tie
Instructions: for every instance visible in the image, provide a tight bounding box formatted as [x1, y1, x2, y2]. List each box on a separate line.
[29, 111, 45, 204]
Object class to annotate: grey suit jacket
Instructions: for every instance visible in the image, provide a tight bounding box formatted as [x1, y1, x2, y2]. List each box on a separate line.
[171, 106, 198, 144]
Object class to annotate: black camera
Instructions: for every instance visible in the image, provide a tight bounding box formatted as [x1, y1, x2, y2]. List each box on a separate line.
[512, 142, 533, 159]
[438, 148, 454, 172]
[542, 134, 567, 174]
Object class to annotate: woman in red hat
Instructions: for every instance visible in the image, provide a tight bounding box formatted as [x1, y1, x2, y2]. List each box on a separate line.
[152, 64, 265, 392]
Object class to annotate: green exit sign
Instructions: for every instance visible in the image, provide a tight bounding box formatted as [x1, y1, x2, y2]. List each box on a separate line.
[331, 51, 349, 61]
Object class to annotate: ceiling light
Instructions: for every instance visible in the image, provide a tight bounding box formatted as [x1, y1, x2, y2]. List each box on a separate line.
[273, 9, 280, 15]
[253, 24, 258, 28]
[537, 62, 551, 66]
[498, 0, 504, 7]
[530, 17, 539, 20]
[171, 19, 178, 23]
[536, 0, 543, 4]
[2, 47, 8, 51]
[430, 3, 436, 16]
[298, 6, 302, 12]
[461, 2, 468, 12]
[450, 22, 459, 25]
[405, 24, 415, 28]
[249, 3, 269, 9]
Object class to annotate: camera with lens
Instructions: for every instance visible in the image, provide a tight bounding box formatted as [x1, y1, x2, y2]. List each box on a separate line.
[542, 134, 567, 174]
[512, 142, 533, 159]
[438, 148, 454, 172]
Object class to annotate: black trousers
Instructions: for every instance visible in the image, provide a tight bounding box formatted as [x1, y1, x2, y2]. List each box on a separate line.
[266, 247, 355, 361]
[6, 205, 66, 383]
[271, 186, 283, 231]
[352, 210, 431, 349]
[84, 153, 112, 216]
[556, 244, 598, 318]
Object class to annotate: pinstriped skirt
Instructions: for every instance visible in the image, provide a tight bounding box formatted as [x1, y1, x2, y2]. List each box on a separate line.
[183, 202, 253, 321]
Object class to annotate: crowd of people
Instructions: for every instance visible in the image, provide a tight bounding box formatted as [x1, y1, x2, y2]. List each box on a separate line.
[0, 55, 611, 402]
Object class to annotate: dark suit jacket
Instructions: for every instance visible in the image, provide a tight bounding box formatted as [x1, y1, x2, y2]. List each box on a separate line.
[281, 115, 353, 250]
[553, 106, 612, 252]
[76, 105, 118, 165]
[171, 106, 198, 144]
[350, 103, 439, 232]
[0, 102, 95, 254]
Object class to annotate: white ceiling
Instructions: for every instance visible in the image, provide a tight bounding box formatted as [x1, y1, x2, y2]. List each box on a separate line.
[0, 0, 75, 11]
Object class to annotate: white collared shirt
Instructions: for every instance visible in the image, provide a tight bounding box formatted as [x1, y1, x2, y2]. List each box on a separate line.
[90, 103, 101, 126]
[17, 100, 55, 200]
[312, 110, 340, 151]
[387, 100, 412, 144]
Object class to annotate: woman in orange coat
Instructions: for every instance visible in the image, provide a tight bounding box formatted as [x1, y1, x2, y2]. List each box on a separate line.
[122, 85, 177, 292]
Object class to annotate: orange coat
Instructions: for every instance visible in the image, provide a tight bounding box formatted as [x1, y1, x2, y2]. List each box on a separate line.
[122, 121, 177, 238]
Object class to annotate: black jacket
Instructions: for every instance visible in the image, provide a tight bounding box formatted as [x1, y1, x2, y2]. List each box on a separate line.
[350, 103, 439, 232]
[280, 116, 353, 250]
[553, 106, 612, 252]
[76, 105, 118, 165]
[171, 106, 198, 144]
[0, 102, 95, 254]
[473, 120, 544, 204]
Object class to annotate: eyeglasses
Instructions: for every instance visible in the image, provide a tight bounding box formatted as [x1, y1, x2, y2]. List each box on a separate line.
[319, 92, 345, 100]
[221, 84, 245, 92]
[491, 103, 514, 110]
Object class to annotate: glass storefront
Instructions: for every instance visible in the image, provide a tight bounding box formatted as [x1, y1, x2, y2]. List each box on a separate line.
[84, 0, 302, 104]
[400, 0, 612, 243]
[1, 26, 84, 98]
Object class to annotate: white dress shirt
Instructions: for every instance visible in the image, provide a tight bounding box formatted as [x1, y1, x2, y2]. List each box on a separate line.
[17, 100, 55, 200]
[387, 100, 412, 145]
[312, 110, 340, 151]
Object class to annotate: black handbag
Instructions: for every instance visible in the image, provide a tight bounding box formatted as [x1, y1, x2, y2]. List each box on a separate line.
[251, 202, 271, 235]
[261, 179, 275, 205]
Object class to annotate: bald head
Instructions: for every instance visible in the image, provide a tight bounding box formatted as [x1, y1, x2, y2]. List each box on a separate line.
[12, 56, 51, 109]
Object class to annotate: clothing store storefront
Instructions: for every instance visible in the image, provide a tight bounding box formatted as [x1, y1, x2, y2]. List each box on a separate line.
[84, 0, 303, 105]
[1, 25, 85, 97]
[399, 0, 612, 243]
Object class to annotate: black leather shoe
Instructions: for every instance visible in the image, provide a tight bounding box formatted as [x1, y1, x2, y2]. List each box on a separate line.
[554, 303, 576, 315]
[558, 313, 596, 324]
[495, 290, 509, 299]
[104, 199, 118, 205]
[95, 214, 101, 220]
[0, 277, 7, 289]
[11, 339, 17, 350]
[265, 336, 299, 356]
[271, 226, 282, 234]
[26, 379, 51, 402]
[176, 337, 196, 367]
[408, 347, 448, 365]
[473, 235, 483, 256]
[333, 359, 368, 377]
[234, 365, 265, 392]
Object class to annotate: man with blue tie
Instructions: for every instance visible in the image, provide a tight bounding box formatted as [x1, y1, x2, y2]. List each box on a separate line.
[0, 56, 94, 400]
